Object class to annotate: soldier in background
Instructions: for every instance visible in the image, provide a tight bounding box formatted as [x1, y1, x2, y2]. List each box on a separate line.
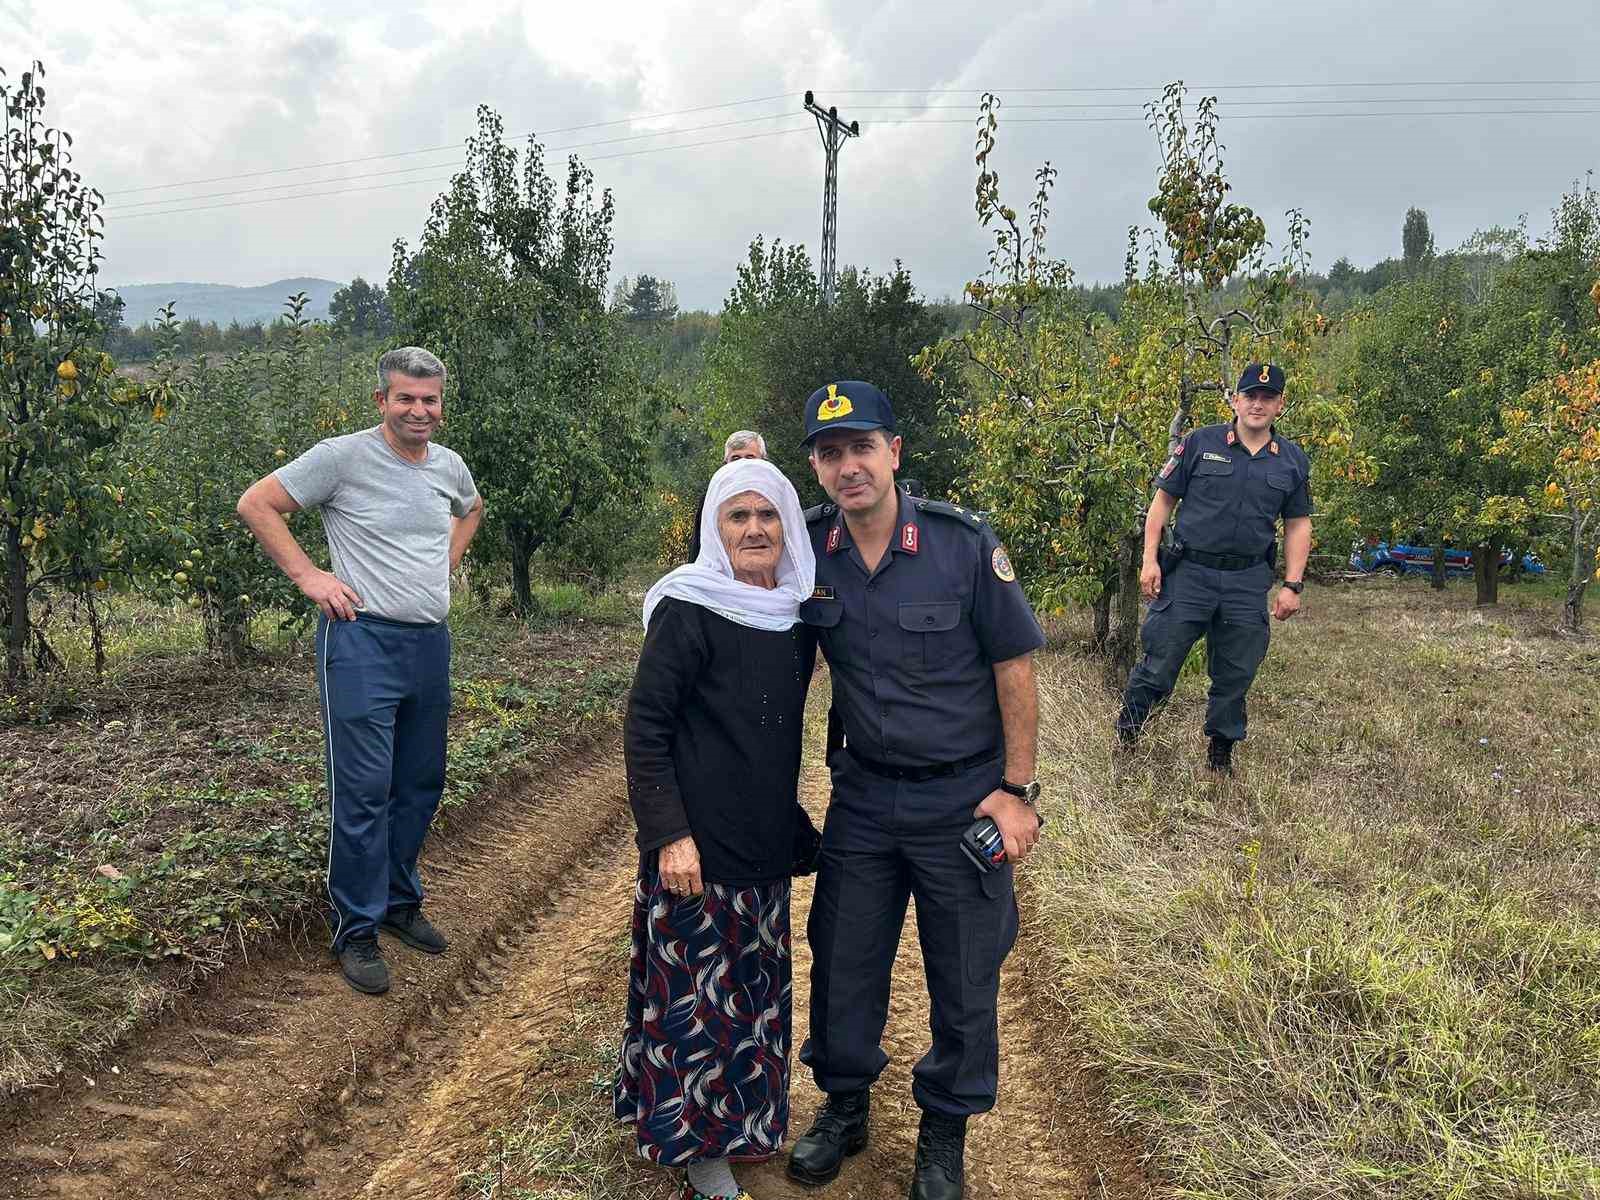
[1115, 363, 1312, 774]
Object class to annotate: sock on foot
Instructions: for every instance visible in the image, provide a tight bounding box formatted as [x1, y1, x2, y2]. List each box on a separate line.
[686, 1156, 740, 1198]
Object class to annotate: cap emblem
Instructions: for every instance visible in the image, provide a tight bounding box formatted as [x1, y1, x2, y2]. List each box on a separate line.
[817, 384, 854, 422]
[1259, 365, 1272, 384]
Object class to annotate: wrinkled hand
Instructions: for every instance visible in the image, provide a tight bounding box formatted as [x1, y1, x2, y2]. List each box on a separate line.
[297, 568, 363, 621]
[659, 835, 703, 897]
[1272, 586, 1302, 622]
[974, 790, 1041, 864]
[1141, 561, 1163, 602]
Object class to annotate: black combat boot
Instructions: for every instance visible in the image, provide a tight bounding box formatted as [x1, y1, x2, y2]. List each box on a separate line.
[909, 1111, 966, 1200]
[786, 1089, 870, 1186]
[1207, 735, 1235, 776]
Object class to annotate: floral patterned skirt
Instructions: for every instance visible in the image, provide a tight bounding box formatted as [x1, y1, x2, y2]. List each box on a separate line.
[613, 856, 793, 1165]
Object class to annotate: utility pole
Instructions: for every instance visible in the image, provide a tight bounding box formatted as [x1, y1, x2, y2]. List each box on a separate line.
[804, 90, 859, 306]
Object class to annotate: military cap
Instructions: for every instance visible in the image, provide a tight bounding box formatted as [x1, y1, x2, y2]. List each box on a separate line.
[1237, 362, 1286, 395]
[802, 380, 895, 444]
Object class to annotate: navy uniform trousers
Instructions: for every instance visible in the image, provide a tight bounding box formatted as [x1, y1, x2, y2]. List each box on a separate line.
[314, 613, 451, 951]
[800, 752, 1019, 1118]
[1119, 559, 1272, 742]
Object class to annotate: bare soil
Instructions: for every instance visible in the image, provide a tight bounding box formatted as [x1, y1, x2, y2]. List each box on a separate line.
[1, 723, 1154, 1200]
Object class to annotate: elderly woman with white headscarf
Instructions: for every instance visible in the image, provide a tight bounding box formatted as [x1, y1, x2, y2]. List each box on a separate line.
[614, 458, 820, 1200]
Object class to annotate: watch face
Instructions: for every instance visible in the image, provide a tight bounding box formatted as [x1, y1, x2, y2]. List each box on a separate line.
[1024, 781, 1041, 804]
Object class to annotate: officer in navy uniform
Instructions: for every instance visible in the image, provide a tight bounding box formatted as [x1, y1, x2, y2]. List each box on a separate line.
[785, 382, 1045, 1200]
[1116, 363, 1312, 772]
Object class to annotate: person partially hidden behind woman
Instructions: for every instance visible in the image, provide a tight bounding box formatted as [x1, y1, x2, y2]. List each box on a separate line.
[615, 457, 823, 1200]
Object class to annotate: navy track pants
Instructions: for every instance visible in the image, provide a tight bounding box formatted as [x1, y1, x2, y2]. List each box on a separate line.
[314, 613, 451, 952]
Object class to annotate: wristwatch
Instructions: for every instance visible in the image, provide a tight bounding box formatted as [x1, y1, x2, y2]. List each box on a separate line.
[1282, 580, 1305, 594]
[999, 778, 1041, 806]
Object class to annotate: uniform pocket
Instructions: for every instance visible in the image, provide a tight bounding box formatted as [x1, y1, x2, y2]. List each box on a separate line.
[799, 599, 842, 628]
[965, 867, 1016, 987]
[898, 601, 961, 669]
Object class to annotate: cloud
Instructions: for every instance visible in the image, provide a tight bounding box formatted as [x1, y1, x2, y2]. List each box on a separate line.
[7, 0, 1600, 311]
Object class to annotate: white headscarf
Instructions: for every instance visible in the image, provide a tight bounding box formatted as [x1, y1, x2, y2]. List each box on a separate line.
[642, 459, 816, 632]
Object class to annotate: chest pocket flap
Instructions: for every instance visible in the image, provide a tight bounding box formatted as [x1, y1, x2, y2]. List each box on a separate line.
[799, 598, 842, 628]
[1266, 472, 1294, 491]
[1194, 459, 1235, 477]
[898, 601, 961, 633]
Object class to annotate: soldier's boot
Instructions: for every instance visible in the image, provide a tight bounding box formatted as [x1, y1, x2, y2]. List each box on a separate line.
[908, 1111, 966, 1200]
[787, 1089, 870, 1186]
[1207, 736, 1235, 776]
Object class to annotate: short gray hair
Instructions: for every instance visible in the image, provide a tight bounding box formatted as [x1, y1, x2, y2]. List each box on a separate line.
[377, 346, 447, 396]
[724, 430, 767, 459]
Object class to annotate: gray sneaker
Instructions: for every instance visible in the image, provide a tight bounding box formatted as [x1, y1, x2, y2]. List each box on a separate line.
[380, 907, 448, 954]
[337, 937, 390, 994]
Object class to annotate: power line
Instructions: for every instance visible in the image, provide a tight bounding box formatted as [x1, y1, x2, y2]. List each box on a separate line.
[106, 102, 1600, 222]
[866, 109, 1600, 125]
[832, 80, 1600, 93]
[104, 92, 795, 196]
[848, 96, 1600, 109]
[111, 127, 816, 220]
[110, 112, 811, 212]
[105, 80, 1600, 203]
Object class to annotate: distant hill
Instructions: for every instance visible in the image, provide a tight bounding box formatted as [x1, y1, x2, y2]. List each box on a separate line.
[106, 277, 343, 328]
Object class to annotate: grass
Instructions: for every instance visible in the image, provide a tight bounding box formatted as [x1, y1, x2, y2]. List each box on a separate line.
[1026, 576, 1600, 1198]
[0, 579, 641, 1098]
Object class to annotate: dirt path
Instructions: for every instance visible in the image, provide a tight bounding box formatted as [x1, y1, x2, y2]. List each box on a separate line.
[2, 728, 1152, 1200]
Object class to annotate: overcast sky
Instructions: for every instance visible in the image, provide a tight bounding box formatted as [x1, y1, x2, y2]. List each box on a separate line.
[8, 0, 1600, 311]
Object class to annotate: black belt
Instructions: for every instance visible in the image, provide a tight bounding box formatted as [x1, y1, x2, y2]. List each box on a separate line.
[847, 747, 1000, 782]
[1180, 546, 1270, 572]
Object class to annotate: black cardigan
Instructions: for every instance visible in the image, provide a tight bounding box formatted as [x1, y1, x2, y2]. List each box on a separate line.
[624, 597, 819, 885]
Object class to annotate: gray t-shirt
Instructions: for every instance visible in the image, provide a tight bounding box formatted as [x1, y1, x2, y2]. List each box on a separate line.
[275, 426, 478, 624]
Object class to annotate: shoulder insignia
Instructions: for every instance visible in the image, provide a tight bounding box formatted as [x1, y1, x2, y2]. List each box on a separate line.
[917, 499, 986, 527]
[804, 502, 835, 523]
[991, 545, 1016, 582]
[1159, 457, 1178, 479]
[1172, 441, 1185, 456]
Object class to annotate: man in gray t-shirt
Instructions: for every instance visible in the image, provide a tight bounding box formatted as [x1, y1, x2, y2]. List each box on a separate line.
[237, 347, 484, 996]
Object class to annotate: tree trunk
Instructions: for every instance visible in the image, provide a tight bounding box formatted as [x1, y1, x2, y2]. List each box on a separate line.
[1473, 542, 1499, 606]
[509, 527, 534, 617]
[1090, 589, 1112, 652]
[86, 588, 108, 679]
[5, 521, 27, 688]
[1107, 527, 1144, 679]
[1432, 542, 1447, 591]
[1562, 580, 1587, 633]
[1562, 514, 1596, 633]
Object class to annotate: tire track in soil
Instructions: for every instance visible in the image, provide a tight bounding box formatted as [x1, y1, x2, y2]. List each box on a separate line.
[0, 744, 634, 1200]
[258, 742, 1155, 1199]
[4, 722, 1155, 1200]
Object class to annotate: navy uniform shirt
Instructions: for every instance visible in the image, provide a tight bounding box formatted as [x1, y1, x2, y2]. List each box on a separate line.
[799, 490, 1045, 768]
[1158, 422, 1312, 558]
